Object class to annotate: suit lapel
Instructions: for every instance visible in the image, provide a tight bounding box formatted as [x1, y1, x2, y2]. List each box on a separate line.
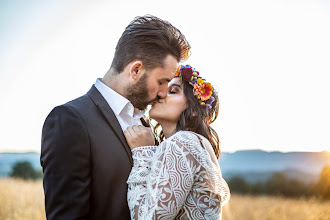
[87, 85, 132, 165]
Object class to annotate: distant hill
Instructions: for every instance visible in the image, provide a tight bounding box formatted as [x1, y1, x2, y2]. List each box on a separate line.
[1, 150, 329, 183]
[219, 150, 330, 183]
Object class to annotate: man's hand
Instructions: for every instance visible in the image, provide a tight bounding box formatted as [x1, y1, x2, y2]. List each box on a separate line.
[124, 125, 155, 150]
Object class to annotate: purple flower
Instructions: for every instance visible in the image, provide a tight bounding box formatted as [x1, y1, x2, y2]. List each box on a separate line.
[206, 96, 215, 105]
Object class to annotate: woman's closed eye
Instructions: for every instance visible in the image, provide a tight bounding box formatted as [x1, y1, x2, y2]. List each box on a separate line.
[168, 83, 182, 94]
[168, 87, 179, 94]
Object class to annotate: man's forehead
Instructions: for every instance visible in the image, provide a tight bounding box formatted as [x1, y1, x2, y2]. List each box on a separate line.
[154, 67, 176, 79]
[163, 55, 179, 73]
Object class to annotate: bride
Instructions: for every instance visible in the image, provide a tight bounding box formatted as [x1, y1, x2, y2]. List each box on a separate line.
[124, 64, 230, 220]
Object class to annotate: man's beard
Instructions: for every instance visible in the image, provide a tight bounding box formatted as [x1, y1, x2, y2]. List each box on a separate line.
[126, 73, 159, 110]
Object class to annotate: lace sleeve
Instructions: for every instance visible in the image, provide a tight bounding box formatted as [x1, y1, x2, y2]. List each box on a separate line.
[127, 132, 205, 220]
[129, 146, 156, 184]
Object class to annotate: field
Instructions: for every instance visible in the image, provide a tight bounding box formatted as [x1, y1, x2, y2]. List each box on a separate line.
[222, 194, 330, 220]
[0, 178, 45, 220]
[0, 178, 329, 220]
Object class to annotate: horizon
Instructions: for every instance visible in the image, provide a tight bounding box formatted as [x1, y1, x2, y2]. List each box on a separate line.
[0, 148, 329, 154]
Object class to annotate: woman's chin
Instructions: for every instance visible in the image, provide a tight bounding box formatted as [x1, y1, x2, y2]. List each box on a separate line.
[149, 111, 163, 123]
[149, 111, 158, 121]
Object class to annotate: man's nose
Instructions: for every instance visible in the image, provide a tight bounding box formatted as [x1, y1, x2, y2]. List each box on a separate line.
[158, 88, 167, 99]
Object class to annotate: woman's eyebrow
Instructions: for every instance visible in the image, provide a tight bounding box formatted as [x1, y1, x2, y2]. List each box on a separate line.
[170, 83, 182, 89]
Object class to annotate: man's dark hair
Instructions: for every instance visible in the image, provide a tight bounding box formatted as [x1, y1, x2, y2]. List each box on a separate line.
[110, 15, 191, 73]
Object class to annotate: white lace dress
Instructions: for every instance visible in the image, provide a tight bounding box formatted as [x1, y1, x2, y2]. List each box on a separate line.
[127, 131, 230, 220]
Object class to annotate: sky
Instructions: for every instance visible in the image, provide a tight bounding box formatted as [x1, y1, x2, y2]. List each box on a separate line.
[1, 0, 329, 153]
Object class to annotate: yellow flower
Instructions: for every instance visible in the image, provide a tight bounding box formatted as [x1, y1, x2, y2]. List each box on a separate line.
[197, 78, 203, 85]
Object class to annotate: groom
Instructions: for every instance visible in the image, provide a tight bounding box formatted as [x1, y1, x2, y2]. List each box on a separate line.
[41, 15, 190, 220]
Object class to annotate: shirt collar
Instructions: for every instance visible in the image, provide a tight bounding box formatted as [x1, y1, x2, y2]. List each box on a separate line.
[94, 78, 145, 118]
[132, 105, 145, 119]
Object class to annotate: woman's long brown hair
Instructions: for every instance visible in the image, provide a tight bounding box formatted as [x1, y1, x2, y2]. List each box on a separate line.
[150, 78, 220, 158]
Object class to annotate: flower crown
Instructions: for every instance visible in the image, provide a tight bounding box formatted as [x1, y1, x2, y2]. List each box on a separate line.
[175, 64, 215, 110]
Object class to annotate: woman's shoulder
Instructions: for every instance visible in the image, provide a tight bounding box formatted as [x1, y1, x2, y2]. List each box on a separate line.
[168, 130, 199, 141]
[167, 130, 210, 150]
[170, 131, 219, 166]
[173, 130, 211, 142]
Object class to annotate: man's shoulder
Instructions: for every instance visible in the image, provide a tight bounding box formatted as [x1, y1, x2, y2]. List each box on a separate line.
[63, 85, 100, 110]
[65, 93, 92, 108]
[49, 87, 97, 117]
[45, 94, 90, 120]
[45, 85, 109, 123]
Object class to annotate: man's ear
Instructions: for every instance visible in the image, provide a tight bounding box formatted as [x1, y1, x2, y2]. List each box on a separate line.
[129, 60, 143, 80]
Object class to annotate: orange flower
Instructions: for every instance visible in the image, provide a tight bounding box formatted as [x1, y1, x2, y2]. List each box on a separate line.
[194, 82, 213, 101]
[175, 66, 181, 77]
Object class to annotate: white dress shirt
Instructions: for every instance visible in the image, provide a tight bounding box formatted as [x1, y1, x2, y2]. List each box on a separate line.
[94, 78, 145, 131]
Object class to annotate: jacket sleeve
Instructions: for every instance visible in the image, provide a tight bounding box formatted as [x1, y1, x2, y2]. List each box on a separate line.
[41, 105, 91, 220]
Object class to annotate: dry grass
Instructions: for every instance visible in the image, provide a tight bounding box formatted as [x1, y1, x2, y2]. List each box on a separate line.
[0, 178, 45, 220]
[222, 194, 330, 220]
[0, 178, 329, 220]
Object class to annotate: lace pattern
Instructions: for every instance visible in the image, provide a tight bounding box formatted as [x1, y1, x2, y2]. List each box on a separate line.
[127, 131, 230, 220]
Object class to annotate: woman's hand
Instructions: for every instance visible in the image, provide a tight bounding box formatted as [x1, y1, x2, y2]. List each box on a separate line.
[124, 125, 155, 150]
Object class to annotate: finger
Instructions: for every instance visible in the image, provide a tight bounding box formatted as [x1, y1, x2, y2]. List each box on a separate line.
[147, 127, 153, 136]
[131, 125, 140, 133]
[123, 130, 130, 139]
[126, 127, 134, 136]
[147, 128, 154, 139]
[139, 125, 149, 134]
[137, 125, 144, 130]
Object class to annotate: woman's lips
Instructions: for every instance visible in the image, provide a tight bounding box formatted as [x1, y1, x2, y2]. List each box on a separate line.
[151, 100, 163, 107]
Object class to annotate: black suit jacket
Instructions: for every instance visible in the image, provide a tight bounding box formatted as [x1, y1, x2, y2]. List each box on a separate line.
[41, 85, 132, 220]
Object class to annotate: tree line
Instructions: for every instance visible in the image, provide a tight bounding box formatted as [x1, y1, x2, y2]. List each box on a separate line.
[228, 166, 330, 200]
[9, 161, 330, 200]
[10, 161, 42, 180]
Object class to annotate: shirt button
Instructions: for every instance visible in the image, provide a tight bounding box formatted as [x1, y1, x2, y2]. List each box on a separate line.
[128, 106, 131, 111]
